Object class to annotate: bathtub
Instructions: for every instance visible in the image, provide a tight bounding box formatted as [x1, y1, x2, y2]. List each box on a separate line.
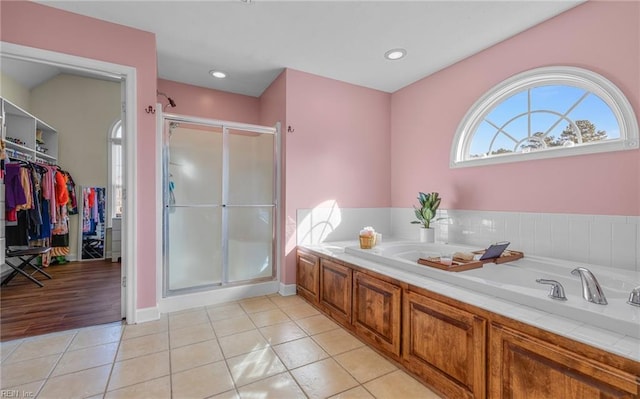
[344, 241, 640, 339]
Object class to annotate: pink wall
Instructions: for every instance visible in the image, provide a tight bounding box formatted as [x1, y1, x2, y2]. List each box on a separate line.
[282, 69, 391, 284]
[391, 1, 640, 216]
[157, 79, 260, 124]
[258, 72, 288, 281]
[1, 2, 159, 308]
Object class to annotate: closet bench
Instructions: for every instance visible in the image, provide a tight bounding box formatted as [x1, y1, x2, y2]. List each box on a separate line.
[2, 247, 52, 287]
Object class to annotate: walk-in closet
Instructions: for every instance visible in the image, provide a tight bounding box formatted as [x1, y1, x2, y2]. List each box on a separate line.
[0, 57, 124, 341]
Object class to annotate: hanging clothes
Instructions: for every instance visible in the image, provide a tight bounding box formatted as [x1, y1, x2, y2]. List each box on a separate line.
[63, 171, 78, 214]
[4, 160, 76, 263]
[55, 170, 69, 206]
[5, 163, 27, 213]
[82, 187, 105, 235]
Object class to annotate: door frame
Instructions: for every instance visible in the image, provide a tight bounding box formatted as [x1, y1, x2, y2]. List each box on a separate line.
[1, 42, 138, 323]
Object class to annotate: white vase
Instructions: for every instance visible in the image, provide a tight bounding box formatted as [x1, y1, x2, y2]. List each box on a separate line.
[419, 227, 435, 243]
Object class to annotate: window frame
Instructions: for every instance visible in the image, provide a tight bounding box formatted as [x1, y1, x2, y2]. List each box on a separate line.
[451, 66, 639, 168]
[107, 119, 123, 226]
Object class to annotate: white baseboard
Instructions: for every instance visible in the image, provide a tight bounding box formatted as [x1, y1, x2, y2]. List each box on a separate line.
[279, 283, 297, 296]
[158, 280, 280, 315]
[134, 306, 161, 324]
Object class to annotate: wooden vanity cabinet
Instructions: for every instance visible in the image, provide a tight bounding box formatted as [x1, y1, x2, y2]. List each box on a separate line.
[403, 289, 486, 399]
[296, 250, 319, 304]
[489, 323, 639, 398]
[319, 258, 352, 325]
[352, 271, 402, 358]
[296, 247, 640, 399]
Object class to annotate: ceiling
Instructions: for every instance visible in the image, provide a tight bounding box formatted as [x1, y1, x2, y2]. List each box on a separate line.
[11, 1, 583, 97]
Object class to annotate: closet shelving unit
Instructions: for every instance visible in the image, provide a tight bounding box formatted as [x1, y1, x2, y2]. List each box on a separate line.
[1, 97, 59, 269]
[1, 97, 58, 164]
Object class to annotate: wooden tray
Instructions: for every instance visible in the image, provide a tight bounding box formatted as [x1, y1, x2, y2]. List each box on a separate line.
[472, 250, 524, 264]
[417, 257, 484, 272]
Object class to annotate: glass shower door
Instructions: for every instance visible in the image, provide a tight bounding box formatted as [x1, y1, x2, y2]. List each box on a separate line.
[163, 118, 278, 297]
[164, 121, 224, 292]
[226, 129, 275, 283]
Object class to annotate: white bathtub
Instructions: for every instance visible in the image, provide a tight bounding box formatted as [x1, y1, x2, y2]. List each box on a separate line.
[344, 241, 640, 339]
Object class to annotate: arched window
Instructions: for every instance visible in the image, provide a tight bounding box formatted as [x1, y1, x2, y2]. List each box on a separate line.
[108, 120, 123, 221]
[451, 66, 638, 168]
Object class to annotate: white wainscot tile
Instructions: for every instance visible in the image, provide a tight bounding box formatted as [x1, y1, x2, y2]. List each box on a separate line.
[593, 215, 627, 224]
[446, 225, 466, 245]
[589, 222, 612, 267]
[390, 208, 416, 240]
[568, 218, 590, 263]
[504, 213, 522, 250]
[518, 213, 536, 254]
[533, 214, 552, 257]
[296, 209, 313, 245]
[480, 212, 506, 242]
[462, 228, 487, 247]
[611, 223, 638, 271]
[549, 214, 570, 261]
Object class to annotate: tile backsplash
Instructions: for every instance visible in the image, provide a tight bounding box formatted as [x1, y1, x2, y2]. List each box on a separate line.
[297, 207, 639, 272]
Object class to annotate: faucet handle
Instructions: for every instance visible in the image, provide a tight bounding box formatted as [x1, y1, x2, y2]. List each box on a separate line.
[628, 287, 640, 307]
[536, 279, 567, 301]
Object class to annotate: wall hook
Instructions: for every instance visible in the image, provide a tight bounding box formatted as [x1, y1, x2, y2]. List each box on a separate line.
[145, 105, 156, 114]
[287, 125, 295, 133]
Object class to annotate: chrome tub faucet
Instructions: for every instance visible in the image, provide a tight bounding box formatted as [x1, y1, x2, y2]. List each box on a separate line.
[571, 267, 607, 305]
[628, 287, 640, 307]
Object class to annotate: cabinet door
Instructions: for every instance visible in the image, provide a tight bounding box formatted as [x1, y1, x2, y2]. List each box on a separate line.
[489, 323, 639, 398]
[353, 271, 402, 357]
[319, 259, 352, 324]
[403, 291, 486, 399]
[296, 251, 319, 304]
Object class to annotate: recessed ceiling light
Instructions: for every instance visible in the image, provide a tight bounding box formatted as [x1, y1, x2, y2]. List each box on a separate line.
[209, 70, 227, 79]
[384, 48, 407, 60]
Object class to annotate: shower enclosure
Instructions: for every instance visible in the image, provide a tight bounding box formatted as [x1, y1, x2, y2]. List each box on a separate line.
[162, 114, 279, 297]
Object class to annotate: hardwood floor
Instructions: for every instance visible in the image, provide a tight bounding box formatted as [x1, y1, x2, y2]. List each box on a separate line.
[0, 259, 122, 342]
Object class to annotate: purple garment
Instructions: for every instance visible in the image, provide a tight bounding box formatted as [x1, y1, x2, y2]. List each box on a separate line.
[5, 163, 27, 209]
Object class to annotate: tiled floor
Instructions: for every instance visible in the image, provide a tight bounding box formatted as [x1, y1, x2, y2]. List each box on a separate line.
[0, 294, 442, 399]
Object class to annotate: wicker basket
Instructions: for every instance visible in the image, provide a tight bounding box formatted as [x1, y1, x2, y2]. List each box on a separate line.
[359, 234, 376, 249]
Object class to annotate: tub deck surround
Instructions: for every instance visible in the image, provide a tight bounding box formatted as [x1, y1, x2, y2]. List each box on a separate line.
[345, 241, 640, 340]
[300, 239, 640, 362]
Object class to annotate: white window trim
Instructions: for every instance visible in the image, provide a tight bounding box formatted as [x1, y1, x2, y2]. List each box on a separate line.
[107, 119, 122, 226]
[451, 66, 639, 168]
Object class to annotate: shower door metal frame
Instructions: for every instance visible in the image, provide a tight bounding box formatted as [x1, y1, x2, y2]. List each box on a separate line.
[162, 113, 280, 297]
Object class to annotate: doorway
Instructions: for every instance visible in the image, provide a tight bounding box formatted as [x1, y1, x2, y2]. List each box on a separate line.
[0, 43, 137, 338]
